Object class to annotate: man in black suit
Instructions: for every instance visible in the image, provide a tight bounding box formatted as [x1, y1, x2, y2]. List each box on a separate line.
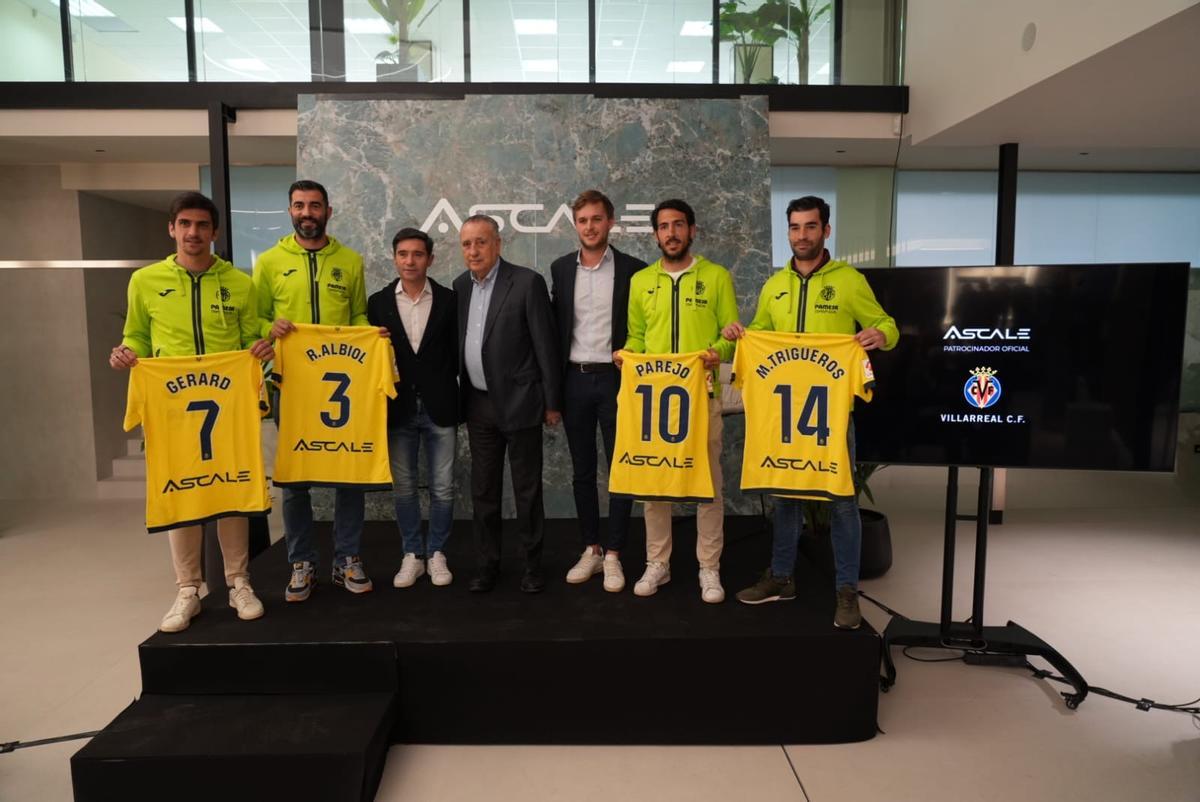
[453, 214, 562, 593]
[368, 228, 460, 590]
[550, 190, 647, 593]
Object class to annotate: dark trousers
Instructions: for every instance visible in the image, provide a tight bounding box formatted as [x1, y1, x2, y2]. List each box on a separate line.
[466, 386, 545, 571]
[562, 366, 633, 552]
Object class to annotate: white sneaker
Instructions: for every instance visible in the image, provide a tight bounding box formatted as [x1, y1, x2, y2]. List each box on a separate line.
[699, 568, 725, 604]
[160, 586, 201, 633]
[633, 561, 670, 597]
[428, 551, 453, 587]
[393, 553, 426, 588]
[566, 547, 604, 584]
[602, 553, 625, 593]
[228, 577, 265, 621]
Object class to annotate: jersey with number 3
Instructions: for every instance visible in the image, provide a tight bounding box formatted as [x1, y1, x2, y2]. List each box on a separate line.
[124, 350, 271, 533]
[272, 323, 398, 488]
[733, 331, 874, 500]
[608, 351, 713, 502]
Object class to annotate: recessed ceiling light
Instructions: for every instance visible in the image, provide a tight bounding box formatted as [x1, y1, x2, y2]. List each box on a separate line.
[522, 59, 559, 72]
[679, 20, 712, 37]
[514, 19, 557, 35]
[611, 38, 624, 47]
[666, 61, 706, 73]
[225, 57, 269, 71]
[168, 17, 222, 33]
[344, 17, 392, 34]
[49, 0, 113, 17]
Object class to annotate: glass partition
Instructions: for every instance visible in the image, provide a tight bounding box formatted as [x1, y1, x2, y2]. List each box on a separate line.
[193, 0, 311, 82]
[595, 0, 714, 84]
[65, 0, 189, 82]
[469, 0, 588, 82]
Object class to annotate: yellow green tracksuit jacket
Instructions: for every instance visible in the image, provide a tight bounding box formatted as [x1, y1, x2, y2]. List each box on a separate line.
[251, 233, 368, 336]
[625, 255, 739, 392]
[121, 254, 259, 357]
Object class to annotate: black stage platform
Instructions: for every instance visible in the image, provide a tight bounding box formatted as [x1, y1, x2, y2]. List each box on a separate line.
[141, 515, 879, 743]
[75, 516, 880, 801]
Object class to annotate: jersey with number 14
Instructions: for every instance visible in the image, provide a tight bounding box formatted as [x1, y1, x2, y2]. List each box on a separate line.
[608, 351, 713, 502]
[124, 350, 271, 533]
[733, 331, 874, 500]
[272, 323, 397, 489]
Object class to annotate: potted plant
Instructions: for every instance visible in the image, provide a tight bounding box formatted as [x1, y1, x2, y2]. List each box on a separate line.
[757, 0, 831, 85]
[718, 1, 785, 84]
[369, 0, 428, 82]
[797, 462, 893, 580]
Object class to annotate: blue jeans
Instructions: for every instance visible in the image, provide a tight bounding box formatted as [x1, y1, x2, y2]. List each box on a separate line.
[388, 408, 456, 557]
[283, 486, 365, 565]
[770, 421, 861, 589]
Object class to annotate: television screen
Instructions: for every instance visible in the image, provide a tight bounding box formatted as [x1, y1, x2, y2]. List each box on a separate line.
[853, 263, 1189, 471]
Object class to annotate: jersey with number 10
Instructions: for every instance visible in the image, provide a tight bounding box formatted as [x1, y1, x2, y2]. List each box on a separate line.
[272, 323, 398, 489]
[124, 350, 271, 533]
[733, 331, 874, 500]
[608, 351, 713, 502]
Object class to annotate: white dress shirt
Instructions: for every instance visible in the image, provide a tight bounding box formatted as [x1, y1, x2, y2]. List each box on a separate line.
[394, 280, 433, 352]
[569, 246, 615, 364]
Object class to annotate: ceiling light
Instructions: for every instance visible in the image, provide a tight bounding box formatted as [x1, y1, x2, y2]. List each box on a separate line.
[666, 60, 706, 73]
[225, 57, 269, 71]
[514, 19, 557, 35]
[611, 38, 624, 47]
[679, 20, 712, 37]
[522, 59, 559, 72]
[49, 0, 114, 17]
[168, 17, 223, 33]
[345, 17, 392, 34]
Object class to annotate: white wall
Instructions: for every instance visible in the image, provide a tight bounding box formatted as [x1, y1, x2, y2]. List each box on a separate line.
[904, 0, 1198, 144]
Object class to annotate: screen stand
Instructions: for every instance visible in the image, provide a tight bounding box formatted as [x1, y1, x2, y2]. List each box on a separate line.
[879, 466, 1089, 709]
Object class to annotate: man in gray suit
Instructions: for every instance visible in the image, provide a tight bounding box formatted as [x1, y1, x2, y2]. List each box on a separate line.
[454, 214, 562, 593]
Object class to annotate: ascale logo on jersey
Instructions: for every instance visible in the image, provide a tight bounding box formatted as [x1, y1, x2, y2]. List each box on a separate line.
[963, 367, 1001, 409]
[618, 452, 694, 468]
[162, 470, 251, 493]
[293, 439, 375, 453]
[759, 456, 839, 473]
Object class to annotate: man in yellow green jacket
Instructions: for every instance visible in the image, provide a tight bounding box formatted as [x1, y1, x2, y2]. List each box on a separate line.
[724, 195, 898, 629]
[252, 180, 375, 602]
[618, 199, 739, 604]
[109, 191, 274, 633]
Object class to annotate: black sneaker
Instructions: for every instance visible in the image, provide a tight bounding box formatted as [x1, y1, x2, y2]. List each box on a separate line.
[735, 571, 797, 605]
[834, 585, 862, 629]
[332, 555, 374, 594]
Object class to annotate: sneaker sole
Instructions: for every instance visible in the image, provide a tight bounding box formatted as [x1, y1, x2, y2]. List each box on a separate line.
[603, 580, 625, 593]
[229, 602, 264, 621]
[429, 574, 452, 587]
[736, 593, 796, 606]
[334, 578, 374, 594]
[633, 576, 670, 597]
[393, 573, 424, 588]
[285, 586, 313, 603]
[833, 620, 862, 630]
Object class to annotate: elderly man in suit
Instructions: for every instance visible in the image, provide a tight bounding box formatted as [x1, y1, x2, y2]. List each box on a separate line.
[550, 190, 647, 593]
[454, 214, 562, 593]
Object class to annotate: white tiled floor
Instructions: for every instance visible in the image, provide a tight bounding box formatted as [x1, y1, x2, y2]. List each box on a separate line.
[2, 470, 1198, 802]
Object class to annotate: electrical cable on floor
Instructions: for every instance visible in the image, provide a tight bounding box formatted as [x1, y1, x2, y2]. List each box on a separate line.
[856, 590, 1200, 721]
[1, 730, 101, 754]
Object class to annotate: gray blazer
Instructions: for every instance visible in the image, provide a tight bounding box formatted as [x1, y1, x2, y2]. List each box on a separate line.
[454, 259, 562, 431]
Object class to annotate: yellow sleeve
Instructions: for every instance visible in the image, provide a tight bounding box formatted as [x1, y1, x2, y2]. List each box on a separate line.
[855, 343, 875, 403]
[379, 337, 398, 400]
[731, 337, 748, 389]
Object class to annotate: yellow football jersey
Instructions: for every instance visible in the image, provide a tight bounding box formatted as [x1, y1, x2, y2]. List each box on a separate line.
[124, 350, 271, 533]
[608, 351, 714, 502]
[733, 331, 874, 500]
[272, 323, 398, 488]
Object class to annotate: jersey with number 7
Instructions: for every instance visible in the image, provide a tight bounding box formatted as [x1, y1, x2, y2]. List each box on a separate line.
[272, 323, 398, 489]
[733, 331, 874, 500]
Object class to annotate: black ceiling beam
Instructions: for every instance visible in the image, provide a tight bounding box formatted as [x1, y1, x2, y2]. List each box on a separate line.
[0, 82, 908, 114]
